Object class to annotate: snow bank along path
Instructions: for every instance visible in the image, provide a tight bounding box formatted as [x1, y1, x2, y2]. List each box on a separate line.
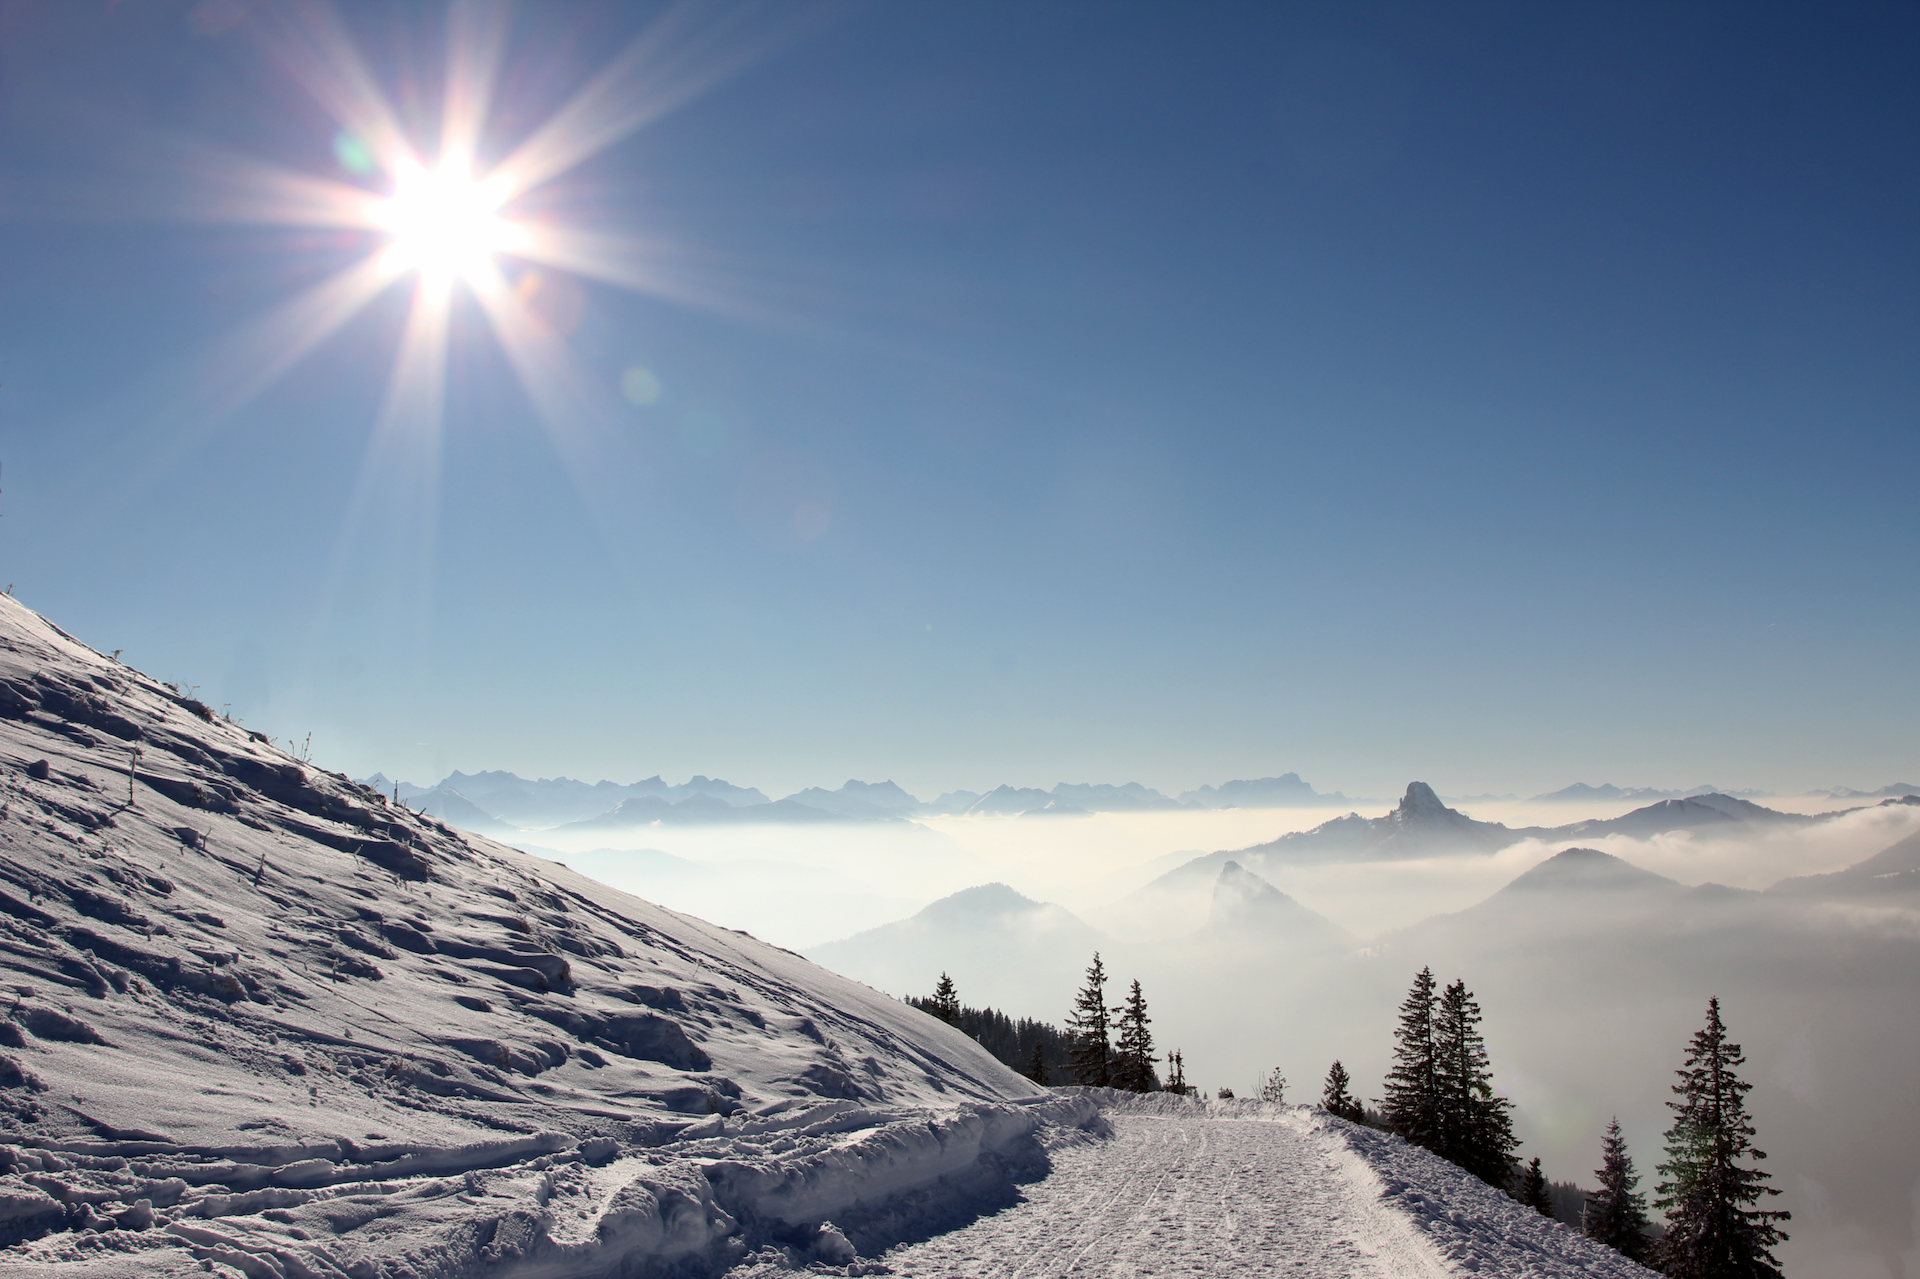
[842, 1094, 1658, 1279]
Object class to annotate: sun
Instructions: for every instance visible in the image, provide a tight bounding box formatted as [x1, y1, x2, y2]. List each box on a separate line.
[376, 156, 519, 285]
[100, 0, 804, 636]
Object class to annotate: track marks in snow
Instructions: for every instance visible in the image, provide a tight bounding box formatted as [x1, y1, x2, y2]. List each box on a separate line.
[881, 1108, 1448, 1278]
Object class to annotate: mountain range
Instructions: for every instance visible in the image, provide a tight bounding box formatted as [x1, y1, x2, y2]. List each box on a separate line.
[355, 771, 1363, 832]
[361, 766, 1920, 837]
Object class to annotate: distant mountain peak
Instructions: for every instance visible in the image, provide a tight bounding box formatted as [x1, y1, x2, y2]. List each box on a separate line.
[1206, 861, 1351, 943]
[1396, 781, 1448, 819]
[917, 882, 1043, 920]
[1179, 773, 1347, 809]
[1502, 847, 1678, 893]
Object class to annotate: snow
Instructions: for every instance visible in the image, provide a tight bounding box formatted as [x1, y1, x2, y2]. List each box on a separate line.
[0, 594, 1660, 1276]
[800, 1094, 1657, 1279]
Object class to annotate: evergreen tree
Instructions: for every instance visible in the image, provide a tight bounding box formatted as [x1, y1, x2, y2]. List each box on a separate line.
[1164, 1049, 1187, 1096]
[1066, 952, 1112, 1087]
[1321, 1060, 1366, 1123]
[1258, 1067, 1287, 1103]
[1381, 967, 1442, 1152]
[1520, 1157, 1554, 1217]
[1434, 977, 1517, 1186]
[1111, 979, 1157, 1092]
[1584, 1117, 1651, 1262]
[1652, 998, 1789, 1279]
[930, 972, 960, 1025]
[1026, 1039, 1049, 1086]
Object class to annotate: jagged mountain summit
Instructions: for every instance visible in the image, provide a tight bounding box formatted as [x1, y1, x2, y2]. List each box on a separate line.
[1216, 781, 1528, 869]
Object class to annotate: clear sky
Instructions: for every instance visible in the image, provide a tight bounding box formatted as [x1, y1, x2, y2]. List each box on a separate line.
[0, 1, 1914, 800]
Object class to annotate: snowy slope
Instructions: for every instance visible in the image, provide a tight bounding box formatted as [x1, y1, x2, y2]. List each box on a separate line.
[0, 595, 1060, 1275]
[0, 596, 1673, 1277]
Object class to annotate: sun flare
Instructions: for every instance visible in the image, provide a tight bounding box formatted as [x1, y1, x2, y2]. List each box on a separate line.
[376, 157, 518, 284]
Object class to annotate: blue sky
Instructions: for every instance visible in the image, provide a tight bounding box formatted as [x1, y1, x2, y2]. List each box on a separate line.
[0, 1, 1914, 799]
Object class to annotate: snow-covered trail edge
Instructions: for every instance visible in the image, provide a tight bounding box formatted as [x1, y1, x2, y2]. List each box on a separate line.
[849, 1092, 1657, 1279]
[8, 1094, 1100, 1277]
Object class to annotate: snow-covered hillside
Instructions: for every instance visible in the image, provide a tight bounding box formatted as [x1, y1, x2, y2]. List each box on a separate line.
[0, 595, 1665, 1277]
[0, 596, 1060, 1274]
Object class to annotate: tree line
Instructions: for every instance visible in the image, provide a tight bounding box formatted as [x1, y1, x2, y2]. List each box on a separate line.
[1331, 971, 1787, 1277]
[913, 959, 1787, 1279]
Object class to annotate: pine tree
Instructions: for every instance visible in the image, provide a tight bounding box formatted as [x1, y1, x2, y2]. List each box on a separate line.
[1258, 1067, 1287, 1103]
[1066, 952, 1112, 1087]
[1025, 1039, 1049, 1086]
[1434, 977, 1517, 1186]
[1164, 1049, 1187, 1096]
[1381, 967, 1442, 1152]
[1520, 1157, 1554, 1217]
[1322, 1059, 1366, 1123]
[1111, 979, 1157, 1092]
[930, 972, 960, 1025]
[1652, 998, 1789, 1279]
[1584, 1117, 1651, 1262]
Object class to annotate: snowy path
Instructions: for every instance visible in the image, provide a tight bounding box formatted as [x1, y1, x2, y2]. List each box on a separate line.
[877, 1107, 1450, 1279]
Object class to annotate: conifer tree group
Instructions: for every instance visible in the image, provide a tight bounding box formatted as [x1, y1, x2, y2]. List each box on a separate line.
[1110, 979, 1157, 1092]
[1066, 955, 1160, 1092]
[1377, 968, 1516, 1189]
[907, 978, 1072, 1080]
